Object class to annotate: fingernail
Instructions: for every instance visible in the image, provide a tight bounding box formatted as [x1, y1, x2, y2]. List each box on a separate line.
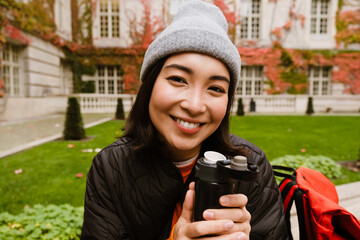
[220, 196, 230, 205]
[203, 211, 214, 219]
[237, 232, 246, 240]
[224, 221, 234, 230]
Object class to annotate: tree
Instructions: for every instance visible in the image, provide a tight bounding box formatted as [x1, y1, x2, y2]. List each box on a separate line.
[115, 98, 125, 120]
[306, 97, 314, 115]
[237, 98, 244, 116]
[63, 97, 85, 140]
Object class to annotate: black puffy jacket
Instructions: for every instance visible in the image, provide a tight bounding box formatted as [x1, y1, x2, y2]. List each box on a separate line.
[81, 135, 288, 240]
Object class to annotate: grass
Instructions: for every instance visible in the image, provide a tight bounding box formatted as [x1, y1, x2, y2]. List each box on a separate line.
[0, 115, 359, 214]
[0, 120, 125, 215]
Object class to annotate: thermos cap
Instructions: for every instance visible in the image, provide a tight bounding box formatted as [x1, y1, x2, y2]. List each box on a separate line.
[204, 151, 226, 164]
[231, 155, 248, 170]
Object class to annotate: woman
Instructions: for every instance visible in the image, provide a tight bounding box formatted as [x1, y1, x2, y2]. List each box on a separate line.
[81, 1, 287, 239]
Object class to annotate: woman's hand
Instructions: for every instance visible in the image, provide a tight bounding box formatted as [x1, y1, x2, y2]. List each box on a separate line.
[173, 182, 250, 239]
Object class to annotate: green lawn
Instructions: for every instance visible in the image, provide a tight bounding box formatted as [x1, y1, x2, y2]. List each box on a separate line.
[0, 116, 359, 214]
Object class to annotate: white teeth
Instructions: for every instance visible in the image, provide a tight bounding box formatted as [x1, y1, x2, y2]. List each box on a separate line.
[176, 119, 200, 129]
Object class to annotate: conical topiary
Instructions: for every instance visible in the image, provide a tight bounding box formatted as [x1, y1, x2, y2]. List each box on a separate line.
[237, 98, 244, 116]
[250, 98, 256, 112]
[306, 97, 314, 115]
[63, 97, 85, 140]
[115, 98, 125, 120]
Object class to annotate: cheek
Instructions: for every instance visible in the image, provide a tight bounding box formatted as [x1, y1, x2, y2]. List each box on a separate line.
[149, 80, 175, 118]
[209, 98, 228, 124]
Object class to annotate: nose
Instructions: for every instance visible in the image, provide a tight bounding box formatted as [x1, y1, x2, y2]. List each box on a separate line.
[179, 90, 206, 115]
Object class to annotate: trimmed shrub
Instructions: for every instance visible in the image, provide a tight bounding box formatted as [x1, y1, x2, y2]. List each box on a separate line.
[250, 98, 256, 112]
[237, 98, 244, 116]
[271, 155, 342, 184]
[0, 204, 83, 239]
[63, 97, 85, 140]
[115, 98, 125, 120]
[306, 97, 314, 115]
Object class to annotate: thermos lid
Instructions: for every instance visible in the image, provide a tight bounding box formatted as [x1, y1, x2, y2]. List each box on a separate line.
[203, 151, 226, 164]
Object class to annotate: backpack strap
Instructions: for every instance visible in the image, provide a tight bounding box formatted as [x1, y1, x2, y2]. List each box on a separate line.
[273, 165, 307, 240]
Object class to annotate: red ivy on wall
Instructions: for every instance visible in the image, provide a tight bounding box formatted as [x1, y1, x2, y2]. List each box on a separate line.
[335, 9, 360, 48]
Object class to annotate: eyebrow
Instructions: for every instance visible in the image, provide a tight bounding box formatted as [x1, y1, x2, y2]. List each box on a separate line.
[164, 64, 230, 83]
[164, 64, 193, 74]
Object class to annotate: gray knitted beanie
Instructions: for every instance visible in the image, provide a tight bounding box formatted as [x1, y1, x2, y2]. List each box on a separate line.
[140, 0, 241, 89]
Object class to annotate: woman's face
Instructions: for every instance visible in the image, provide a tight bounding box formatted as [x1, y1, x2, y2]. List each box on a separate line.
[149, 53, 230, 161]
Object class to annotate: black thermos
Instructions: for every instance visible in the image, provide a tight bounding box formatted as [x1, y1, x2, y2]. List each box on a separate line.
[194, 151, 259, 221]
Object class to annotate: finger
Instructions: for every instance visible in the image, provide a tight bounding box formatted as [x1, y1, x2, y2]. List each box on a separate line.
[220, 194, 248, 208]
[203, 207, 251, 223]
[180, 188, 195, 222]
[186, 220, 235, 238]
[189, 181, 195, 191]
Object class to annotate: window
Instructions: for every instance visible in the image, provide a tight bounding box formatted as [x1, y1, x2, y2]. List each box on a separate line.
[99, 0, 120, 38]
[95, 65, 123, 94]
[240, 0, 260, 40]
[310, 0, 329, 35]
[238, 66, 263, 95]
[308, 66, 331, 95]
[1, 44, 21, 96]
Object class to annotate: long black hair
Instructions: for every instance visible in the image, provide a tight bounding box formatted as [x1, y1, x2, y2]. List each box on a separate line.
[123, 54, 246, 157]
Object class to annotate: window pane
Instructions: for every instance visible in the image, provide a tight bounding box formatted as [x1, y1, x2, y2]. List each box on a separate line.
[252, 0, 260, 14]
[322, 67, 329, 78]
[99, 80, 105, 94]
[100, 0, 108, 13]
[310, 18, 317, 34]
[111, 0, 119, 12]
[255, 81, 261, 95]
[322, 81, 329, 95]
[245, 80, 252, 95]
[313, 67, 320, 78]
[320, 18, 327, 34]
[13, 67, 20, 95]
[311, 0, 317, 15]
[320, 0, 328, 15]
[240, 17, 248, 39]
[108, 80, 114, 94]
[100, 16, 108, 37]
[117, 80, 123, 93]
[251, 17, 259, 39]
[2, 66, 10, 91]
[313, 81, 319, 95]
[112, 16, 120, 37]
[116, 66, 122, 76]
[98, 66, 105, 76]
[108, 66, 114, 77]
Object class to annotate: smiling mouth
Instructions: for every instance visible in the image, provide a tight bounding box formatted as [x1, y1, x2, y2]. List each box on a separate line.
[172, 117, 203, 129]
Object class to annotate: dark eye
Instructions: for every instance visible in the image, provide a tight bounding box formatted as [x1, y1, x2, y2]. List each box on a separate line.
[208, 86, 226, 93]
[167, 76, 186, 84]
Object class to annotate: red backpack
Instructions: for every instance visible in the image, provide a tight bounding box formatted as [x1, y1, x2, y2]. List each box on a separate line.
[273, 166, 360, 240]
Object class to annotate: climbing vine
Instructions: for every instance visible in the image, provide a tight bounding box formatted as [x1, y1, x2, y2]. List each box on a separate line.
[335, 9, 360, 47]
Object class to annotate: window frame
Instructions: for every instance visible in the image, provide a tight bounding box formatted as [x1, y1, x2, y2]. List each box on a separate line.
[308, 66, 332, 96]
[99, 0, 121, 38]
[1, 44, 22, 97]
[95, 65, 123, 94]
[240, 0, 261, 40]
[238, 65, 264, 96]
[310, 0, 330, 37]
